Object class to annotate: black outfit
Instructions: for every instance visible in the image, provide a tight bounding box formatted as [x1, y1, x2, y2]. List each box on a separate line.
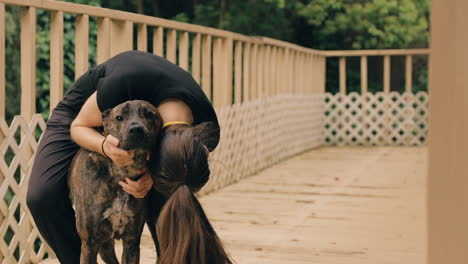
[26, 51, 220, 263]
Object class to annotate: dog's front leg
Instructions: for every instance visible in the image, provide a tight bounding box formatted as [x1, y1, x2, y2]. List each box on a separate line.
[121, 236, 142, 264]
[80, 241, 100, 264]
[99, 239, 119, 264]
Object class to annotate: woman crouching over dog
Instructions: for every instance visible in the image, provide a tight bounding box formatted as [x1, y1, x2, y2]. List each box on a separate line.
[26, 50, 233, 264]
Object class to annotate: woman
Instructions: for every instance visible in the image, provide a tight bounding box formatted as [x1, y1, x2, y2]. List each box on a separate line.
[26, 50, 232, 263]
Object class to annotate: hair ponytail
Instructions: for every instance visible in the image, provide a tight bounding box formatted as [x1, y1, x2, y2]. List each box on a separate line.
[156, 185, 232, 264]
[153, 125, 232, 264]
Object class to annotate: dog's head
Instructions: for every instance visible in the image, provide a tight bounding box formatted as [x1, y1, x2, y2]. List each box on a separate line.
[102, 100, 162, 151]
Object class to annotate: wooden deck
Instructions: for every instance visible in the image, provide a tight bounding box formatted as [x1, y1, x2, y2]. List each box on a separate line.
[42, 146, 427, 263]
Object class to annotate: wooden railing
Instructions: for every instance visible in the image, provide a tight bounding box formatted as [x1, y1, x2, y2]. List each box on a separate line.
[0, 0, 327, 263]
[0, 0, 325, 122]
[0, 0, 431, 263]
[322, 49, 430, 146]
[323, 49, 430, 94]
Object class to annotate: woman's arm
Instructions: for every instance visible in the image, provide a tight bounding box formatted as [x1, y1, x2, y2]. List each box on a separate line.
[70, 92, 134, 167]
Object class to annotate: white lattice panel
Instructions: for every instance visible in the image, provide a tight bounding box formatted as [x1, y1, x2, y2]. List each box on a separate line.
[324, 92, 428, 146]
[200, 94, 325, 195]
[0, 114, 54, 264]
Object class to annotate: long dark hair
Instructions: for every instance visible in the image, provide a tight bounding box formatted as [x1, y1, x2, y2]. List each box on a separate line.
[152, 122, 233, 264]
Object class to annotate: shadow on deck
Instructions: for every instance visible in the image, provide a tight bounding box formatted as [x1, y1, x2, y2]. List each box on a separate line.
[43, 146, 427, 264]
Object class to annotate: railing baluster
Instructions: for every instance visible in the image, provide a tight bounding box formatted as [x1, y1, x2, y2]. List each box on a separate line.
[212, 38, 222, 107]
[201, 35, 212, 99]
[361, 56, 368, 94]
[137, 23, 147, 51]
[50, 11, 64, 112]
[384, 55, 390, 93]
[179, 32, 189, 70]
[242, 42, 250, 102]
[192, 33, 201, 84]
[257, 45, 264, 97]
[271, 47, 276, 95]
[223, 38, 233, 105]
[264, 45, 271, 96]
[21, 6, 36, 120]
[109, 20, 132, 57]
[339, 56, 346, 94]
[153, 27, 163, 56]
[75, 14, 89, 80]
[250, 43, 257, 100]
[166, 29, 176, 63]
[234, 41, 242, 104]
[406, 55, 413, 93]
[97, 17, 110, 64]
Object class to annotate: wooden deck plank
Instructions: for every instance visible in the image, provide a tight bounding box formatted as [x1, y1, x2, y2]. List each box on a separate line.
[41, 146, 427, 264]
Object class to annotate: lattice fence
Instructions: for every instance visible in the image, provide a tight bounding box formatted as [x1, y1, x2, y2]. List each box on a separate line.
[324, 91, 429, 146]
[0, 91, 429, 262]
[201, 94, 325, 195]
[0, 114, 54, 264]
[0, 94, 325, 262]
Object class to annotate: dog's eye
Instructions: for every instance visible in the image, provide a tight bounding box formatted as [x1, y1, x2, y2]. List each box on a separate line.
[115, 116, 124, 121]
[144, 111, 155, 119]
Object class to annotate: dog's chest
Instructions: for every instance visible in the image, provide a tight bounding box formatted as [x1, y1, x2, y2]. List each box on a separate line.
[102, 192, 136, 238]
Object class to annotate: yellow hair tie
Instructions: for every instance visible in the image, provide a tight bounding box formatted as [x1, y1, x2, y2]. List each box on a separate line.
[162, 121, 191, 128]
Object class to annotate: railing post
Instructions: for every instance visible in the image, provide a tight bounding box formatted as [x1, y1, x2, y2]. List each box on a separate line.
[21, 6, 36, 120]
[75, 15, 89, 79]
[405, 55, 413, 93]
[361, 56, 368, 94]
[339, 56, 346, 94]
[383, 55, 391, 93]
[428, 0, 468, 262]
[50, 11, 64, 112]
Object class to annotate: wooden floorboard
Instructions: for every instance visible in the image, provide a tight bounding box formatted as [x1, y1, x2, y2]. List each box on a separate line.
[41, 146, 427, 263]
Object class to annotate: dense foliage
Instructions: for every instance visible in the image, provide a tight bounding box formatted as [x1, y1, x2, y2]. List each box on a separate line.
[3, 0, 430, 122]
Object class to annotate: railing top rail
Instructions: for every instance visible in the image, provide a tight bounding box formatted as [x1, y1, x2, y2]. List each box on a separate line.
[0, 0, 324, 55]
[1, 0, 252, 40]
[323, 48, 430, 57]
[256, 37, 321, 55]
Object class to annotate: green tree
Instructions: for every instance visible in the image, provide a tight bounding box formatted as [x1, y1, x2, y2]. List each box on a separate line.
[296, 0, 430, 50]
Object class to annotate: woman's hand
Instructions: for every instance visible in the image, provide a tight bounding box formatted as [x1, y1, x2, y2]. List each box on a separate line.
[102, 135, 135, 167]
[119, 168, 153, 198]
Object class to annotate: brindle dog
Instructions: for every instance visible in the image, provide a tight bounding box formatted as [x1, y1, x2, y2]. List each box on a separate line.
[69, 100, 162, 264]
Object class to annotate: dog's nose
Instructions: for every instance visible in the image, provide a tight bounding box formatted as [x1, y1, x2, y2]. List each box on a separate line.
[128, 124, 144, 136]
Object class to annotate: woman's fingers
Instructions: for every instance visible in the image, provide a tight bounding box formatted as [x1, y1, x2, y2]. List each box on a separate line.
[103, 135, 134, 167]
[119, 174, 153, 198]
[106, 135, 120, 147]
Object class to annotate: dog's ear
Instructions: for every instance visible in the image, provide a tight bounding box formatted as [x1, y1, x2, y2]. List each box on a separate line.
[102, 109, 111, 120]
[101, 109, 112, 132]
[191, 122, 220, 152]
